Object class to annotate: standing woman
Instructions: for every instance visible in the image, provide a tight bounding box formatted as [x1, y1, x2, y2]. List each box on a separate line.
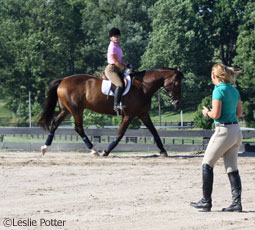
[105, 27, 131, 111]
[190, 63, 243, 212]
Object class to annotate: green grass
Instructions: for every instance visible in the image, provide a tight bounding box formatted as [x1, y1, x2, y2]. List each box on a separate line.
[2, 135, 83, 143]
[2, 134, 254, 144]
[151, 111, 195, 121]
[0, 101, 12, 118]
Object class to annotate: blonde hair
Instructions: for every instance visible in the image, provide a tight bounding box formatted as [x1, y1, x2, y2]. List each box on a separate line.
[212, 63, 242, 84]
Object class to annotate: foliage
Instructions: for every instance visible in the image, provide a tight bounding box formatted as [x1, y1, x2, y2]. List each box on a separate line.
[194, 0, 249, 65]
[112, 116, 141, 129]
[234, 1, 255, 127]
[141, 0, 214, 109]
[0, 0, 255, 128]
[0, 0, 85, 118]
[0, 0, 156, 119]
[242, 101, 255, 127]
[81, 110, 112, 128]
[193, 96, 214, 129]
[80, 0, 156, 71]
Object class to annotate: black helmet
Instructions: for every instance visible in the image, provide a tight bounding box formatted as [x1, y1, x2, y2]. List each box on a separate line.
[109, 27, 121, 37]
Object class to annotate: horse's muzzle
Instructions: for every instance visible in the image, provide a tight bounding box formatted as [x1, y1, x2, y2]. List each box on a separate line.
[170, 99, 179, 108]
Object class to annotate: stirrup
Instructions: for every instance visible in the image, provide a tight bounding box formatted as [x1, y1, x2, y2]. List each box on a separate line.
[114, 103, 126, 111]
[118, 102, 126, 110]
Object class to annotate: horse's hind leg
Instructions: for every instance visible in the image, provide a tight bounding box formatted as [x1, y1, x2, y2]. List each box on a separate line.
[72, 113, 98, 156]
[102, 115, 133, 156]
[41, 109, 68, 155]
[139, 113, 168, 157]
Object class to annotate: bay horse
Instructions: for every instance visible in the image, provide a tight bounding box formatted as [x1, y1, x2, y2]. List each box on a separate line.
[38, 68, 183, 156]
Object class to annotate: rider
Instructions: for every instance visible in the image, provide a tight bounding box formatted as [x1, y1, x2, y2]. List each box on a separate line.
[105, 27, 132, 111]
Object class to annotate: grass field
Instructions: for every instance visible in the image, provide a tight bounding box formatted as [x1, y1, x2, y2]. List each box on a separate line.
[0, 101, 11, 118]
[151, 110, 195, 122]
[0, 100, 196, 125]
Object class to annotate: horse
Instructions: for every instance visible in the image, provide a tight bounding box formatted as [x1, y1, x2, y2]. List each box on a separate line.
[38, 68, 183, 156]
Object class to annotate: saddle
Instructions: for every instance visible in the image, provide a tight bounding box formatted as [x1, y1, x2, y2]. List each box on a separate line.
[101, 72, 131, 96]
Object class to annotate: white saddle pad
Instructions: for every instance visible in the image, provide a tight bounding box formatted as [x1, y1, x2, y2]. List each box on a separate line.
[101, 73, 131, 96]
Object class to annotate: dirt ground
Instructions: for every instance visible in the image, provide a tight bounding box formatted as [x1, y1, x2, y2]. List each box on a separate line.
[0, 151, 255, 230]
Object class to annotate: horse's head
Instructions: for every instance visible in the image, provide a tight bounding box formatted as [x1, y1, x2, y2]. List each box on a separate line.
[163, 68, 183, 106]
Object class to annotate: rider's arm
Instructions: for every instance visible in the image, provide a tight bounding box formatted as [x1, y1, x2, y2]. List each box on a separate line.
[110, 54, 125, 70]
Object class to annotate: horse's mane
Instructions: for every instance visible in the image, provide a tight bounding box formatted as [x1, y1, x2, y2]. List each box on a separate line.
[146, 67, 175, 72]
[132, 68, 176, 82]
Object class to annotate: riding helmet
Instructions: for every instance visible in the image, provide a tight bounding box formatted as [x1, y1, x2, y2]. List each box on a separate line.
[109, 28, 121, 37]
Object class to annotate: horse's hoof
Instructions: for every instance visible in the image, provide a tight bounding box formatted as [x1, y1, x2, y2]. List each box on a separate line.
[90, 149, 100, 157]
[102, 150, 109, 157]
[41, 145, 48, 155]
[160, 152, 168, 157]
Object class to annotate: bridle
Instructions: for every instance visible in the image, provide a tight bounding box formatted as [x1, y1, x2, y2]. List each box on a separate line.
[165, 70, 181, 105]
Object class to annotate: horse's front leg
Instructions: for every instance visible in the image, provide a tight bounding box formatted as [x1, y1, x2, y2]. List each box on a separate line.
[102, 115, 133, 156]
[139, 113, 168, 157]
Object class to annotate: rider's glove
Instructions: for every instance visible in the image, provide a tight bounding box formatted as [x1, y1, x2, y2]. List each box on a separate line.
[124, 64, 133, 74]
[124, 67, 132, 74]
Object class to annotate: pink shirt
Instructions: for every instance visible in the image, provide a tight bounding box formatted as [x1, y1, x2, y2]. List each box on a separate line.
[107, 41, 123, 64]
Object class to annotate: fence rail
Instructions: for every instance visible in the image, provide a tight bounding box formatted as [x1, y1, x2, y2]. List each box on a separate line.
[0, 117, 194, 128]
[0, 127, 254, 153]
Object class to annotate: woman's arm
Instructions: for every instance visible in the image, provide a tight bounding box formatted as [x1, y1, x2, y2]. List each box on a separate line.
[110, 54, 125, 70]
[202, 100, 222, 119]
[236, 99, 243, 118]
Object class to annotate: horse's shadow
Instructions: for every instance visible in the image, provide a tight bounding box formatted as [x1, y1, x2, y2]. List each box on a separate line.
[105, 153, 204, 159]
[213, 210, 255, 213]
[133, 152, 255, 159]
[137, 154, 203, 159]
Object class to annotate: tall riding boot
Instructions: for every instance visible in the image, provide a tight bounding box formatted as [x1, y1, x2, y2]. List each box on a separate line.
[113, 87, 125, 111]
[222, 170, 242, 212]
[190, 164, 213, 212]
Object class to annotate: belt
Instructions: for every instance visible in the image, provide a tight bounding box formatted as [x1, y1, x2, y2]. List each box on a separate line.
[215, 122, 238, 127]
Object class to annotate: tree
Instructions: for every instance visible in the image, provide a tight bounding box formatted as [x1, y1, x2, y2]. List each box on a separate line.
[141, 0, 214, 110]
[0, 0, 156, 118]
[0, 0, 86, 120]
[47, 0, 85, 75]
[234, 1, 255, 127]
[193, 96, 214, 129]
[80, 0, 157, 73]
[0, 0, 50, 115]
[210, 0, 248, 65]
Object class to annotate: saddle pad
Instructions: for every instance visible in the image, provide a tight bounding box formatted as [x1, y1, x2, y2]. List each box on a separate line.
[101, 73, 131, 96]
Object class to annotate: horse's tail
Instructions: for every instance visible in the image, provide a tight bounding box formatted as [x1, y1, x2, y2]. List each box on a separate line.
[38, 79, 63, 131]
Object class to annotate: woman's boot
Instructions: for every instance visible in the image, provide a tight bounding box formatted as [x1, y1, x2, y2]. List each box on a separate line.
[222, 170, 242, 212]
[190, 164, 213, 212]
[113, 86, 125, 111]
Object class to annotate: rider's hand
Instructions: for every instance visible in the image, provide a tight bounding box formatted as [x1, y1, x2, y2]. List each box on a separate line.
[124, 67, 132, 74]
[127, 64, 133, 69]
[124, 64, 134, 74]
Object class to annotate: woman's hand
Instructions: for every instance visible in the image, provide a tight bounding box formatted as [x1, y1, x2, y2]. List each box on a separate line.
[202, 106, 210, 117]
[202, 100, 222, 119]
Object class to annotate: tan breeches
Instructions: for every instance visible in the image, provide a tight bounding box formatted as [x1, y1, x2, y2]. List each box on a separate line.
[202, 124, 243, 173]
[105, 64, 124, 87]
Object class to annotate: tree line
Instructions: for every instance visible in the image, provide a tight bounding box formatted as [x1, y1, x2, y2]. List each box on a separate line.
[0, 0, 254, 127]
